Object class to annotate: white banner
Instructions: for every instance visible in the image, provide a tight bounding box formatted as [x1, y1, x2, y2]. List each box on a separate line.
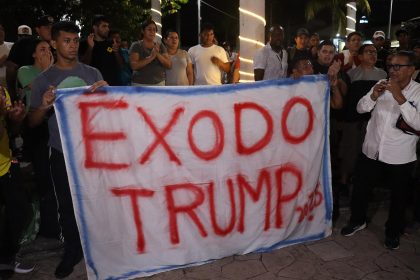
[54, 76, 332, 280]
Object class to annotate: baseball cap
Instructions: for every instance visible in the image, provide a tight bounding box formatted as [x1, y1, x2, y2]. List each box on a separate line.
[296, 28, 310, 37]
[17, 25, 32, 36]
[35, 15, 54, 27]
[373, 30, 385, 39]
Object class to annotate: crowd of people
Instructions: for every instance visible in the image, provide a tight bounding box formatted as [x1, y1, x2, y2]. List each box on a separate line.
[0, 12, 420, 279]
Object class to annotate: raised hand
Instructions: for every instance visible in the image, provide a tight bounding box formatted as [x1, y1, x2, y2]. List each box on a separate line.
[327, 60, 341, 86]
[386, 78, 406, 105]
[41, 85, 56, 109]
[39, 49, 54, 70]
[371, 80, 387, 101]
[89, 80, 109, 92]
[87, 33, 95, 49]
[8, 100, 26, 122]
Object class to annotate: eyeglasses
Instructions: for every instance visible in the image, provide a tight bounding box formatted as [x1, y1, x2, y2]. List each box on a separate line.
[386, 64, 413, 71]
[364, 50, 377, 55]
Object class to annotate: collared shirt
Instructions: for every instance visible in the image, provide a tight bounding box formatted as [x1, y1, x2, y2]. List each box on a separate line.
[357, 79, 420, 164]
[253, 43, 288, 80]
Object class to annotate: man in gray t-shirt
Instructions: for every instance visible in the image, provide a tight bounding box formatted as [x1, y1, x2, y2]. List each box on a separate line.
[31, 63, 102, 152]
[28, 21, 107, 279]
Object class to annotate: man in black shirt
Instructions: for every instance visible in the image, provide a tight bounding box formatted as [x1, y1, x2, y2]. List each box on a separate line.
[79, 15, 122, 85]
[312, 40, 347, 223]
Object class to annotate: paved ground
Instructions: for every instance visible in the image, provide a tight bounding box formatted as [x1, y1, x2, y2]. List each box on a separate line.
[2, 202, 420, 280]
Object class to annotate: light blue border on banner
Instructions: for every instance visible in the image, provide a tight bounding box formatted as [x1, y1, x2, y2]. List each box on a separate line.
[55, 75, 332, 280]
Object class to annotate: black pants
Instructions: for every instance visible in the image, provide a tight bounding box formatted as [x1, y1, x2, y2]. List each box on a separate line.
[24, 123, 60, 238]
[0, 163, 30, 263]
[350, 154, 415, 238]
[50, 148, 82, 256]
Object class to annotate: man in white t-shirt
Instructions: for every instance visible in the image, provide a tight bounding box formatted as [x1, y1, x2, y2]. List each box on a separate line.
[188, 23, 230, 85]
[253, 25, 288, 81]
[0, 23, 13, 87]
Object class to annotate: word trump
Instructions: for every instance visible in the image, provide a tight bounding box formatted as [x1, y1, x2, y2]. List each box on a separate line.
[111, 164, 323, 254]
[54, 77, 332, 280]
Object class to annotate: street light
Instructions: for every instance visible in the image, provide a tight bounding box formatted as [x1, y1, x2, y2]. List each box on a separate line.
[387, 0, 394, 39]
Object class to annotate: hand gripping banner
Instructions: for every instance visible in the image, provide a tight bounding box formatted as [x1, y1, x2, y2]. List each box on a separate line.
[54, 76, 332, 280]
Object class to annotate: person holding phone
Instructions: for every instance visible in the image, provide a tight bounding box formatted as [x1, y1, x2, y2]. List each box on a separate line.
[341, 51, 420, 250]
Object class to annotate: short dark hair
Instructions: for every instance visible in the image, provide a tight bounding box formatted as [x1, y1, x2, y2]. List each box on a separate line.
[141, 18, 157, 31]
[92, 15, 108, 27]
[395, 28, 409, 37]
[109, 29, 120, 37]
[290, 56, 311, 71]
[24, 38, 44, 65]
[346, 31, 362, 42]
[51, 21, 80, 40]
[358, 43, 374, 55]
[164, 29, 178, 39]
[269, 24, 284, 34]
[29, 38, 43, 53]
[200, 22, 214, 34]
[317, 40, 336, 51]
[395, 50, 415, 65]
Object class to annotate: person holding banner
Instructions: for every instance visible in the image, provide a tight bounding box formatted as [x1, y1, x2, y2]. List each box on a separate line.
[341, 51, 420, 250]
[28, 21, 108, 278]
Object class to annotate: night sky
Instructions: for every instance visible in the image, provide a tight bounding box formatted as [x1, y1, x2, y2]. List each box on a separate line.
[162, 0, 419, 49]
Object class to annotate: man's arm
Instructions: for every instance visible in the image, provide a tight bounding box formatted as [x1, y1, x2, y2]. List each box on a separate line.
[356, 80, 386, 113]
[330, 79, 346, 109]
[28, 85, 55, 128]
[386, 79, 420, 130]
[79, 34, 94, 65]
[211, 56, 230, 73]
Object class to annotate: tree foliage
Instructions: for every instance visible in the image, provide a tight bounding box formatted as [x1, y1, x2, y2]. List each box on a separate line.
[305, 0, 371, 35]
[0, 0, 188, 41]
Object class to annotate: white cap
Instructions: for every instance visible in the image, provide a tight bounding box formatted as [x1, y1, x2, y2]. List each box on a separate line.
[17, 25, 32, 36]
[373, 30, 385, 39]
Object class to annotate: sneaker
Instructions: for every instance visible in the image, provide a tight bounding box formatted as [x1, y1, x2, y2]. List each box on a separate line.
[341, 222, 367, 236]
[54, 250, 83, 279]
[384, 236, 400, 250]
[0, 261, 34, 274]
